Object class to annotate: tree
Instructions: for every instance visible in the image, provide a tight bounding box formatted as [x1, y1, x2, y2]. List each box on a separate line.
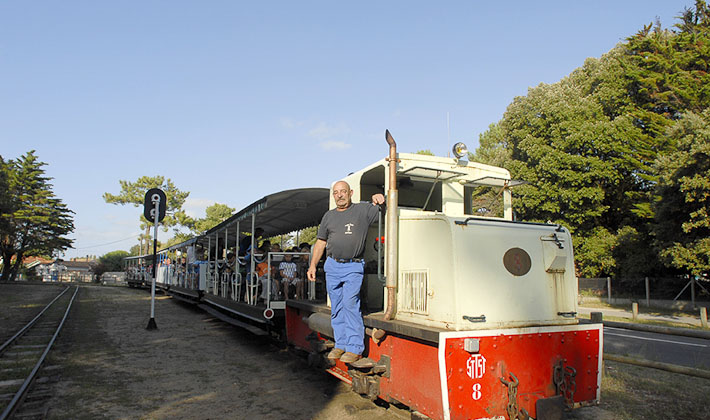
[612, 225, 666, 278]
[164, 233, 192, 248]
[0, 157, 11, 240]
[653, 109, 710, 276]
[294, 226, 318, 246]
[473, 2, 710, 277]
[0, 151, 75, 281]
[486, 73, 646, 234]
[183, 203, 235, 235]
[475, 60, 658, 276]
[473, 123, 512, 169]
[93, 250, 131, 278]
[265, 226, 319, 250]
[103, 176, 190, 255]
[129, 241, 163, 256]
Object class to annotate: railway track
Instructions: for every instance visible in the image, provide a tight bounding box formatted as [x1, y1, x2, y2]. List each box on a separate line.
[0, 285, 79, 420]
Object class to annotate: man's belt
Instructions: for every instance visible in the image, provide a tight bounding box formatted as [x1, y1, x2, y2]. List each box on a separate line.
[330, 257, 363, 263]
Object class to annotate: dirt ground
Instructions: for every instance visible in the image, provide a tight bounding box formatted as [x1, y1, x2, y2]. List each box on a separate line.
[4, 283, 708, 420]
[45, 285, 407, 420]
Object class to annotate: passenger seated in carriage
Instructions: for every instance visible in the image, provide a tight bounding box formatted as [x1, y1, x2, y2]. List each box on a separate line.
[296, 243, 311, 271]
[270, 243, 284, 263]
[238, 227, 264, 256]
[279, 251, 302, 300]
[256, 248, 279, 302]
[243, 244, 265, 302]
[224, 252, 236, 273]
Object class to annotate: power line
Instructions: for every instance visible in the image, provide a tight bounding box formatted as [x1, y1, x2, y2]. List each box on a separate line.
[72, 234, 142, 250]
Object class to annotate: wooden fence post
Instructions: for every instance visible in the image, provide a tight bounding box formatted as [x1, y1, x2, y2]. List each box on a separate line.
[701, 307, 708, 329]
[607, 277, 612, 304]
[645, 276, 650, 307]
[632, 302, 638, 320]
[591, 312, 603, 323]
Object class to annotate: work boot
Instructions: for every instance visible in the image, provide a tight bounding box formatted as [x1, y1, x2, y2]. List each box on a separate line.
[327, 348, 345, 360]
[339, 352, 362, 363]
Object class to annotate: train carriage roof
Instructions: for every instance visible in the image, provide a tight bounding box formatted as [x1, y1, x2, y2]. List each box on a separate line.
[155, 187, 330, 254]
[205, 187, 329, 239]
[164, 237, 199, 252]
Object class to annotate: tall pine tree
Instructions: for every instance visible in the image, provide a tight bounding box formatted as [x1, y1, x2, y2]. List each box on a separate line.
[103, 176, 190, 255]
[0, 151, 75, 281]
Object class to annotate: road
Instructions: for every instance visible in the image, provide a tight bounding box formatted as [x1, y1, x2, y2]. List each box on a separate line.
[603, 326, 710, 369]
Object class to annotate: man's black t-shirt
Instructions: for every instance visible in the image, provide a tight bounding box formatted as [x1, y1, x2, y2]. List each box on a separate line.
[316, 202, 381, 259]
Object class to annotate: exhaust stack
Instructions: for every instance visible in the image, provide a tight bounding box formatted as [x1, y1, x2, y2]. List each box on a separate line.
[383, 130, 399, 321]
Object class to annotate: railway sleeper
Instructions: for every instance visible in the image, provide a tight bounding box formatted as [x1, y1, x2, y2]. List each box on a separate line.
[0, 393, 16, 403]
[30, 375, 58, 386]
[12, 406, 50, 420]
[23, 390, 53, 402]
[3, 350, 44, 358]
[0, 378, 24, 387]
[16, 398, 46, 410]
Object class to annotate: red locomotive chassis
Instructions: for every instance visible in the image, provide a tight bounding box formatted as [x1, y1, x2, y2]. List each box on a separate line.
[287, 305, 602, 420]
[438, 325, 602, 420]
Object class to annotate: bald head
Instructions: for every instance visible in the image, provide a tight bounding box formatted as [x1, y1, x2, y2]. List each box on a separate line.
[332, 180, 353, 210]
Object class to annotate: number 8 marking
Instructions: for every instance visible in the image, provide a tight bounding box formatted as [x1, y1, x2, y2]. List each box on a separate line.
[472, 383, 482, 400]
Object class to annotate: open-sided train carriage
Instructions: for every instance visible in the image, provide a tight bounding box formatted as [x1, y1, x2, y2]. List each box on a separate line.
[162, 188, 330, 334]
[123, 254, 153, 288]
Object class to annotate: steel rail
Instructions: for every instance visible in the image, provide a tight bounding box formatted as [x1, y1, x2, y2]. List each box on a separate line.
[0, 286, 70, 355]
[0, 285, 80, 420]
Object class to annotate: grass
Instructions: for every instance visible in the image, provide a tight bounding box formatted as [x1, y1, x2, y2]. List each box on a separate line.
[598, 360, 709, 420]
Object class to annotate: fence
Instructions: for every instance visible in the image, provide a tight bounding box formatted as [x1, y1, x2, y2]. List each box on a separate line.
[579, 275, 710, 309]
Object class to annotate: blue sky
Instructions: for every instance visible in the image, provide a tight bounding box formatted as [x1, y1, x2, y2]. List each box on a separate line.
[0, 1, 690, 258]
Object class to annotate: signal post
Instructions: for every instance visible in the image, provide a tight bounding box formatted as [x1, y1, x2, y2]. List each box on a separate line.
[143, 188, 166, 330]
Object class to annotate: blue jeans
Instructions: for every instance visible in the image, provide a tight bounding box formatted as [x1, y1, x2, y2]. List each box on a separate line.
[325, 257, 365, 355]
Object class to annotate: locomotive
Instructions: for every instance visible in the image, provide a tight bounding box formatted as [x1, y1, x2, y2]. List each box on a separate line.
[127, 131, 602, 420]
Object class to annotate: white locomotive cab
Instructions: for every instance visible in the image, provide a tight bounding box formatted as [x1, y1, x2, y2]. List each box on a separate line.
[339, 152, 578, 331]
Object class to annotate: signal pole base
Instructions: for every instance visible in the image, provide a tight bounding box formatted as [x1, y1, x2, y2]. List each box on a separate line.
[146, 317, 158, 330]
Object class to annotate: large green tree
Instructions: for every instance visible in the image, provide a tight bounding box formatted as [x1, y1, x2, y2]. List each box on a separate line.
[653, 109, 710, 276]
[103, 176, 190, 255]
[0, 151, 75, 281]
[476, 56, 657, 277]
[474, 1, 710, 277]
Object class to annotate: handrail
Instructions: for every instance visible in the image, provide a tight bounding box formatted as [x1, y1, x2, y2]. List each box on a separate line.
[455, 217, 564, 231]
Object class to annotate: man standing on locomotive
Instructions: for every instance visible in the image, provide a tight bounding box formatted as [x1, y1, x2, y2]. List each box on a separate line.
[307, 181, 385, 363]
